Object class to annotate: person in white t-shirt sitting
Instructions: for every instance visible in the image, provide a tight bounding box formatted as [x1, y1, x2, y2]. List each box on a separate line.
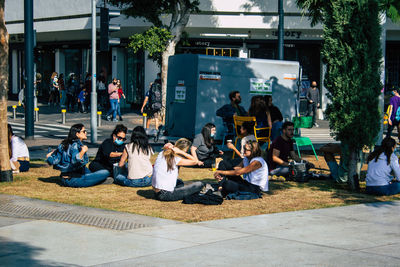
[8, 124, 30, 173]
[214, 140, 268, 196]
[115, 126, 153, 187]
[366, 137, 400, 196]
[152, 138, 204, 201]
[225, 121, 257, 166]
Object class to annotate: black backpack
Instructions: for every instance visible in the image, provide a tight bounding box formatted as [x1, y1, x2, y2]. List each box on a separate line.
[148, 82, 162, 111]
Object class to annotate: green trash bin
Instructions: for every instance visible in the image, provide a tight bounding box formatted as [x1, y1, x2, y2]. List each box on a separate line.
[293, 116, 313, 129]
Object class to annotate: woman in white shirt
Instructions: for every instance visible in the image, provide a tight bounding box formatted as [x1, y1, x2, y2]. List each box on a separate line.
[116, 126, 153, 187]
[366, 137, 400, 196]
[152, 138, 204, 201]
[214, 140, 268, 196]
[8, 124, 30, 173]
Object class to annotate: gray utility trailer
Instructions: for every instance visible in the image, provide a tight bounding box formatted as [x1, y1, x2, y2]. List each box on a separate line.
[165, 54, 301, 139]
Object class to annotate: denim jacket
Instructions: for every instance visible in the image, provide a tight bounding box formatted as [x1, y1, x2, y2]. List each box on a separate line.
[48, 140, 88, 174]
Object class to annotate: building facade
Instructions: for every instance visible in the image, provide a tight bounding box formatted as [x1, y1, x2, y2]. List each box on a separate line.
[6, 0, 400, 111]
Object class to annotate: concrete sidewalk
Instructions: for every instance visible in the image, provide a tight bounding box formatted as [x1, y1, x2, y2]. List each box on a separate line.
[0, 194, 399, 266]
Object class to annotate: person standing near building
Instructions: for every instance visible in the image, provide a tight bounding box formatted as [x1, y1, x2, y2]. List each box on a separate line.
[116, 79, 126, 121]
[107, 77, 119, 122]
[141, 73, 162, 129]
[59, 73, 66, 108]
[48, 72, 59, 106]
[386, 88, 400, 142]
[306, 81, 320, 127]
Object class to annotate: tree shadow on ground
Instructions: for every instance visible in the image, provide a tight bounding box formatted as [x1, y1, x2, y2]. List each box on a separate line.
[0, 236, 64, 266]
[28, 162, 48, 168]
[137, 189, 156, 199]
[38, 176, 63, 186]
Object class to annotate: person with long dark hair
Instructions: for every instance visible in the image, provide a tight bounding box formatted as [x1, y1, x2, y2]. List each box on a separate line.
[115, 126, 153, 187]
[89, 124, 127, 176]
[215, 140, 268, 196]
[366, 137, 400, 196]
[46, 123, 109, 187]
[264, 95, 283, 141]
[8, 124, 30, 173]
[190, 123, 223, 168]
[152, 138, 204, 201]
[249, 95, 272, 128]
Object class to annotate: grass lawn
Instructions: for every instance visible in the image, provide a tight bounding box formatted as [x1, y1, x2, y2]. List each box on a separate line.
[1, 152, 399, 222]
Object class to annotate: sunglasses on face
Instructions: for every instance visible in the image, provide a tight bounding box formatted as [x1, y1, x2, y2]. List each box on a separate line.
[116, 136, 126, 141]
[80, 130, 87, 134]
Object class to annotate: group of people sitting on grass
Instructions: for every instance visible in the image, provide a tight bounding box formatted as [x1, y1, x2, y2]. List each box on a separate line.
[43, 118, 400, 202]
[44, 122, 269, 201]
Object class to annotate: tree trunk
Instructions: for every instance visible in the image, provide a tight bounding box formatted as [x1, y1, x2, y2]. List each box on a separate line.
[0, 0, 12, 182]
[160, 41, 176, 124]
[160, 5, 191, 124]
[347, 148, 360, 192]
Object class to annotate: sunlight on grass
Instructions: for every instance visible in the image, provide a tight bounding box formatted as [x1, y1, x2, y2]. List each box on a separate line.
[0, 155, 399, 222]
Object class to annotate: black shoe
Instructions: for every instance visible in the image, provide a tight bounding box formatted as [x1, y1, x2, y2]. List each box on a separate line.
[119, 116, 123, 121]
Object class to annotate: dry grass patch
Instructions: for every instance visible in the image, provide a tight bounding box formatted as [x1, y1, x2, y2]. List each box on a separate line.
[0, 154, 399, 222]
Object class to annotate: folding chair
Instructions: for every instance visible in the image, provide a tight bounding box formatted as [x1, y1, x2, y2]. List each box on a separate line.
[292, 116, 318, 160]
[232, 115, 256, 158]
[232, 115, 272, 158]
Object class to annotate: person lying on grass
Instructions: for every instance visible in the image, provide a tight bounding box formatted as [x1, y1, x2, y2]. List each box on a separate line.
[115, 126, 153, 187]
[214, 140, 268, 197]
[152, 138, 204, 201]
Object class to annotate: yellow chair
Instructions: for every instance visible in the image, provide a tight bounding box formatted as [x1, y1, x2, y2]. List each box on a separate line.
[232, 115, 271, 158]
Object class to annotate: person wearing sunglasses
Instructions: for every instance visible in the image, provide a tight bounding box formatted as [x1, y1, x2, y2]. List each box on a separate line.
[214, 140, 268, 197]
[89, 124, 128, 179]
[46, 123, 109, 187]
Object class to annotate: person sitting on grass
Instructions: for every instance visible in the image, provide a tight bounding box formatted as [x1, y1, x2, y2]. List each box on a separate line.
[115, 126, 153, 187]
[8, 124, 30, 173]
[46, 123, 109, 187]
[227, 121, 257, 160]
[152, 138, 204, 201]
[89, 124, 127, 178]
[366, 137, 400, 196]
[214, 140, 268, 196]
[190, 123, 223, 168]
[267, 121, 313, 177]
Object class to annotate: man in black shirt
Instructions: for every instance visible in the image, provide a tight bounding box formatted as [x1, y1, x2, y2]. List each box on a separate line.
[216, 91, 247, 133]
[89, 124, 128, 176]
[268, 121, 303, 177]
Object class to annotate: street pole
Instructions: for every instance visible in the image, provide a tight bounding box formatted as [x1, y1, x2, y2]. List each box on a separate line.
[24, 0, 34, 139]
[91, 0, 98, 143]
[278, 0, 284, 60]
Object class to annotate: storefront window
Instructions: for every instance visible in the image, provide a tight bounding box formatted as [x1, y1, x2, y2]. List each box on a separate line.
[126, 50, 144, 106]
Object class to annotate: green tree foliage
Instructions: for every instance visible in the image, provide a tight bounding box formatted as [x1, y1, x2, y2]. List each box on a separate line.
[296, 0, 388, 190]
[109, 0, 200, 119]
[128, 27, 173, 65]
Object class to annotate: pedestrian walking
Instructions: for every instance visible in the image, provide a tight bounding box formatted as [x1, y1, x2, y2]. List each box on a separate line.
[107, 77, 119, 122]
[116, 79, 126, 121]
[48, 72, 59, 106]
[306, 81, 320, 127]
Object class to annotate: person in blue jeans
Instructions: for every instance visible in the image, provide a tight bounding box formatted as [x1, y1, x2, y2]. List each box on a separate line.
[366, 137, 400, 196]
[46, 123, 109, 187]
[115, 126, 153, 187]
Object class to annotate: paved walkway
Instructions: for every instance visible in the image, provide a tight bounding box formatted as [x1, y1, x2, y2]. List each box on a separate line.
[0, 194, 399, 266]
